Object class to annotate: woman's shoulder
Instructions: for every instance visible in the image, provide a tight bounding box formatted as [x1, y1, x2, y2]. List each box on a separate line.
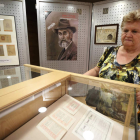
[104, 46, 120, 55]
[106, 46, 121, 50]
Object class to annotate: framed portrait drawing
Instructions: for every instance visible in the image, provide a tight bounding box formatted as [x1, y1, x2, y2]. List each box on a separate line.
[94, 24, 119, 44]
[45, 11, 78, 61]
[0, 15, 19, 66]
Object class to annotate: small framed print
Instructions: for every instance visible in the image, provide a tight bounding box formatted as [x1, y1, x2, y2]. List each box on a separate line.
[7, 45, 16, 56]
[103, 8, 109, 14]
[94, 24, 119, 44]
[4, 68, 16, 75]
[0, 78, 9, 88]
[0, 45, 4, 56]
[11, 77, 19, 85]
[3, 19, 13, 31]
[0, 34, 12, 43]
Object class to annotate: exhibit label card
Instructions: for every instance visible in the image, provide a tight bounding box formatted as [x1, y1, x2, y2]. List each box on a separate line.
[73, 109, 114, 140]
[37, 116, 66, 140]
[0, 59, 10, 63]
[50, 108, 75, 130]
[63, 99, 82, 115]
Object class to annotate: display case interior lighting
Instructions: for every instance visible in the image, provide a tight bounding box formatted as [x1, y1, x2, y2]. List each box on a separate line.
[67, 6, 74, 9]
[83, 131, 94, 140]
[68, 86, 73, 91]
[38, 107, 47, 113]
[7, 76, 11, 79]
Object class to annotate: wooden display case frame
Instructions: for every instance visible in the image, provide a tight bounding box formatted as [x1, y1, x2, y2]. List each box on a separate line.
[0, 64, 140, 140]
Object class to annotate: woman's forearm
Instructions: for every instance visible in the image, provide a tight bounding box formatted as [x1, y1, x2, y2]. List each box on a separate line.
[84, 66, 100, 77]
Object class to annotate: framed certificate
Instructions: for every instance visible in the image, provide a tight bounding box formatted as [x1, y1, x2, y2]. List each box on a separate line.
[94, 24, 119, 44]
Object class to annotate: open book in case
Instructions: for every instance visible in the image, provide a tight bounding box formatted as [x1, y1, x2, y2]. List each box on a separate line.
[0, 64, 139, 140]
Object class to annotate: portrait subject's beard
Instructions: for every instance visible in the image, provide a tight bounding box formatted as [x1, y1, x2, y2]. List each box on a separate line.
[58, 39, 71, 49]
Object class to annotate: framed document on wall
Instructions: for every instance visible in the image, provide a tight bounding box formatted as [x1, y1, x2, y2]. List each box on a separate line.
[0, 15, 19, 66]
[94, 24, 119, 44]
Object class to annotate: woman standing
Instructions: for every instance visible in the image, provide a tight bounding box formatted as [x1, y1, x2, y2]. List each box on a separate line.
[84, 9, 140, 123]
[85, 9, 140, 104]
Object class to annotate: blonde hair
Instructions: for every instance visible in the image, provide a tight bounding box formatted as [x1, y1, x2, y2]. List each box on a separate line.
[121, 9, 140, 29]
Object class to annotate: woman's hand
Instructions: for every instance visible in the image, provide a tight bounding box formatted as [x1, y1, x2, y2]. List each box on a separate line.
[136, 91, 140, 104]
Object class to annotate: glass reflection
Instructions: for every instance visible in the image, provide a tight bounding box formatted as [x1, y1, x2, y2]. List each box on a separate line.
[38, 107, 47, 113]
[83, 130, 94, 140]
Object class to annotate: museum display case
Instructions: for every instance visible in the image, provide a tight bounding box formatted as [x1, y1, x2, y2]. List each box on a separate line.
[0, 64, 139, 140]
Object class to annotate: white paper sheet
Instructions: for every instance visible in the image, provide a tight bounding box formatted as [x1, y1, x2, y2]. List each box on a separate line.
[50, 108, 75, 130]
[73, 109, 114, 140]
[37, 116, 66, 140]
[63, 99, 82, 115]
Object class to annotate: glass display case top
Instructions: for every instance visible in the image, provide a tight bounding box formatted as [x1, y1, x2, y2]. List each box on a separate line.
[0, 66, 49, 89]
[68, 81, 137, 140]
[0, 64, 138, 140]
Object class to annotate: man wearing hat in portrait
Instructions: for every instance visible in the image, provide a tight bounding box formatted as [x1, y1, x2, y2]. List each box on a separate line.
[54, 19, 77, 60]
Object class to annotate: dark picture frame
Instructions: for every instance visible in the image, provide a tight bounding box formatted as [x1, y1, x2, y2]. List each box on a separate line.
[94, 24, 119, 44]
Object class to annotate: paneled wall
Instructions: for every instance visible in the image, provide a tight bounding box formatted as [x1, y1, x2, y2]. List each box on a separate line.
[0, 0, 30, 70]
[89, 0, 140, 69]
[36, 0, 93, 96]
[37, 0, 92, 74]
